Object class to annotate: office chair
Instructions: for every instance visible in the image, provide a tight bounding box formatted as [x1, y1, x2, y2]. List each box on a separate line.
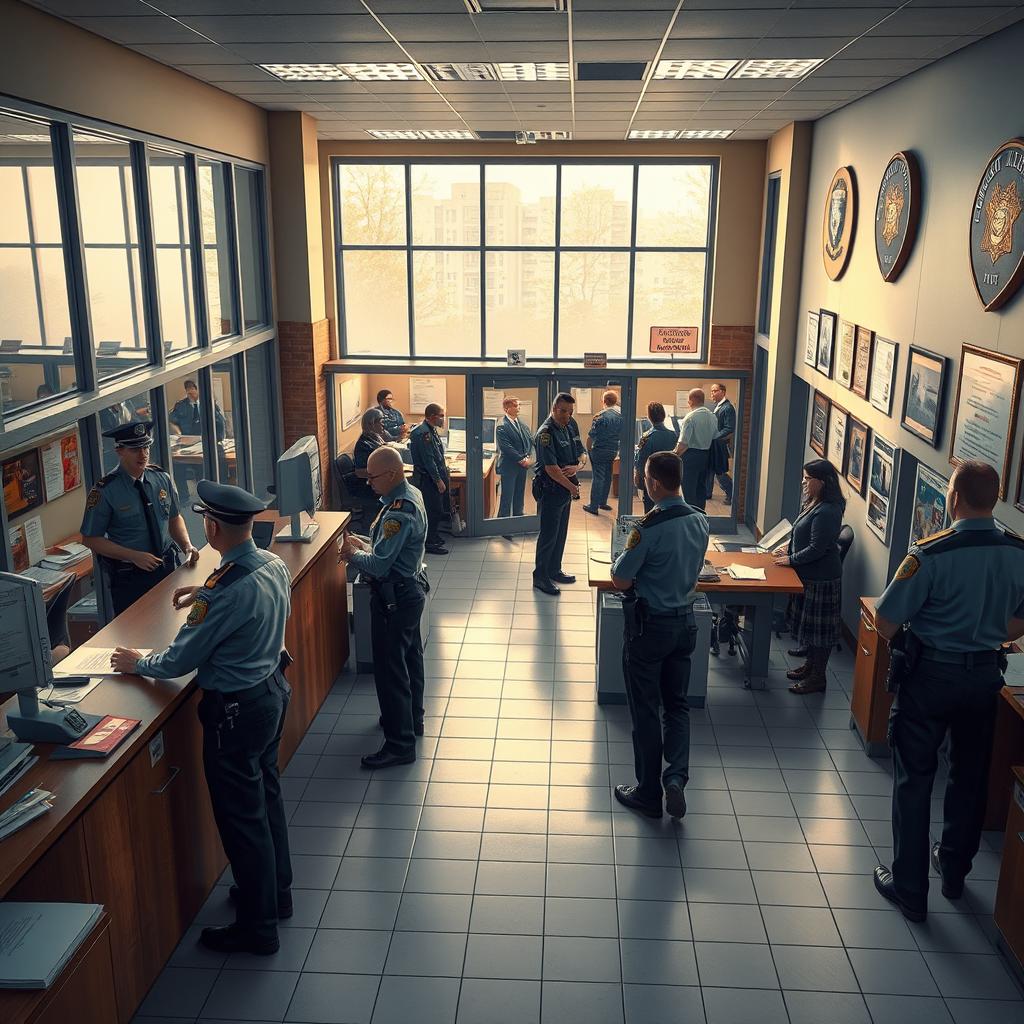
[332, 453, 376, 532]
[45, 576, 76, 651]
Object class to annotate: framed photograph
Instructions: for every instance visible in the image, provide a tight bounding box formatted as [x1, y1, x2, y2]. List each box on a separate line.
[845, 415, 870, 495]
[817, 309, 837, 377]
[910, 464, 950, 548]
[810, 390, 830, 457]
[949, 343, 1023, 499]
[869, 335, 898, 415]
[852, 325, 874, 399]
[804, 311, 819, 369]
[866, 433, 900, 545]
[1, 447, 45, 520]
[836, 320, 856, 389]
[827, 403, 848, 473]
[901, 346, 947, 447]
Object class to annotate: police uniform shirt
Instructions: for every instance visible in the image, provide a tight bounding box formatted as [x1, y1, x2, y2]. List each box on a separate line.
[567, 417, 586, 462]
[876, 517, 1024, 652]
[349, 480, 427, 580]
[135, 539, 292, 692]
[680, 405, 718, 451]
[409, 421, 447, 485]
[634, 423, 678, 478]
[534, 415, 577, 477]
[611, 497, 710, 614]
[378, 403, 406, 441]
[588, 407, 622, 459]
[81, 464, 179, 555]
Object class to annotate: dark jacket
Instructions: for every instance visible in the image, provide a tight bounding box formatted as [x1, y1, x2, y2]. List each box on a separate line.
[788, 500, 844, 581]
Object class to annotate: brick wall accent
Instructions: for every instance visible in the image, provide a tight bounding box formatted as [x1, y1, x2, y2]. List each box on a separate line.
[709, 324, 755, 522]
[278, 318, 331, 490]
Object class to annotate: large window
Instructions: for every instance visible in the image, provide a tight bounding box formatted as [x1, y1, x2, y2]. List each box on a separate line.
[334, 159, 716, 362]
[198, 158, 237, 341]
[235, 166, 269, 330]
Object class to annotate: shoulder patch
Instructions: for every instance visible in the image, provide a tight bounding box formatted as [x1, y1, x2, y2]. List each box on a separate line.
[625, 528, 642, 551]
[99, 470, 118, 486]
[86, 486, 102, 510]
[186, 594, 209, 627]
[894, 554, 920, 581]
[539, 431, 551, 447]
[383, 519, 401, 540]
[390, 499, 406, 510]
[918, 527, 954, 547]
[204, 562, 234, 589]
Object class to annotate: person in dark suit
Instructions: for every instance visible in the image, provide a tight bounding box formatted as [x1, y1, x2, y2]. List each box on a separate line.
[496, 395, 533, 519]
[350, 408, 388, 502]
[169, 379, 226, 439]
[707, 382, 736, 505]
[772, 459, 846, 694]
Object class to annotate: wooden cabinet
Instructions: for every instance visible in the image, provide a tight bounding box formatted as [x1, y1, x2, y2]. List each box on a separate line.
[850, 598, 893, 758]
[995, 767, 1024, 971]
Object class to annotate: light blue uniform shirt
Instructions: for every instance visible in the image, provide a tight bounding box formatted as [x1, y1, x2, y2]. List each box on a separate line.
[611, 496, 710, 614]
[876, 517, 1024, 652]
[681, 405, 717, 451]
[349, 480, 427, 581]
[135, 539, 292, 693]
[81, 464, 179, 555]
[588, 407, 622, 460]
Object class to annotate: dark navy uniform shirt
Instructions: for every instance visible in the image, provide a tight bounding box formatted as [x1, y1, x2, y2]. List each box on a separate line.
[588, 407, 622, 460]
[81, 464, 180, 555]
[409, 421, 448, 485]
[634, 423, 678, 481]
[534, 416, 577, 478]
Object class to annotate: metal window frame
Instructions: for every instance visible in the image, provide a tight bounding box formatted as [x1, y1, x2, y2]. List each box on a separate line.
[332, 155, 718, 365]
[757, 172, 781, 339]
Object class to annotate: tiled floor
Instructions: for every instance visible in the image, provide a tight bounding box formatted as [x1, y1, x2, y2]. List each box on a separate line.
[134, 504, 1022, 1024]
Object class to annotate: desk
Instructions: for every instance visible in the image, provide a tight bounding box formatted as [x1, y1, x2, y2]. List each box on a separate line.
[985, 686, 1024, 831]
[0, 511, 348, 1024]
[588, 550, 802, 690]
[404, 454, 497, 521]
[40, 533, 94, 600]
[849, 598, 894, 758]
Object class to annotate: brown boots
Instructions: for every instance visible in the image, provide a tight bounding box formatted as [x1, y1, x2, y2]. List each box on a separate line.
[788, 647, 828, 694]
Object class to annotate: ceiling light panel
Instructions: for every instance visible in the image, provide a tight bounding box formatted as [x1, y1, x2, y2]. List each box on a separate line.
[465, 1, 567, 11]
[732, 59, 823, 80]
[423, 63, 499, 81]
[629, 129, 680, 140]
[260, 63, 350, 81]
[366, 129, 475, 140]
[339, 63, 423, 81]
[496, 63, 571, 81]
[679, 129, 734, 139]
[533, 131, 572, 140]
[654, 60, 740, 81]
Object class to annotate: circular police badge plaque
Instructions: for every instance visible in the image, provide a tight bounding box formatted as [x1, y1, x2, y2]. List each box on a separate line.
[875, 151, 920, 282]
[971, 138, 1024, 311]
[823, 166, 857, 280]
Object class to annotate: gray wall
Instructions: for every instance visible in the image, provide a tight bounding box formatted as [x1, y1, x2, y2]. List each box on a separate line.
[789, 22, 1024, 630]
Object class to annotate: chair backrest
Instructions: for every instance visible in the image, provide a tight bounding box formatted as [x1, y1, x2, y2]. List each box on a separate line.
[46, 576, 76, 651]
[837, 524, 855, 564]
[332, 453, 355, 509]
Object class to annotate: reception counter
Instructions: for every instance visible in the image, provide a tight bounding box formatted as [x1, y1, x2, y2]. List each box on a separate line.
[0, 511, 349, 1024]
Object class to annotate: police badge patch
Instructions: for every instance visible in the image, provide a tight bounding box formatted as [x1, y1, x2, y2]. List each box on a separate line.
[894, 554, 920, 581]
[970, 138, 1024, 311]
[625, 528, 641, 550]
[875, 152, 920, 283]
[86, 487, 101, 510]
[539, 432, 551, 447]
[383, 519, 401, 539]
[822, 166, 857, 281]
[187, 595, 210, 626]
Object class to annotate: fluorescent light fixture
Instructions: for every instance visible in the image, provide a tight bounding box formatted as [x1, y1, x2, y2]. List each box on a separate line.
[260, 63, 351, 81]
[533, 130, 572, 140]
[339, 63, 423, 81]
[679, 129, 734, 139]
[465, 1, 566, 11]
[420, 130, 475, 139]
[423, 63, 499, 81]
[366, 129, 475, 140]
[731, 58, 823, 79]
[653, 59, 739, 80]
[495, 62, 570, 81]
[628, 129, 680, 140]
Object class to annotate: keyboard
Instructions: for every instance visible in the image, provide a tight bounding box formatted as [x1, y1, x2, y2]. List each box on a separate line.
[22, 565, 71, 588]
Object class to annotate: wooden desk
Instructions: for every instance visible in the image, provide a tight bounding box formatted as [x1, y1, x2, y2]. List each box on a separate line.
[994, 766, 1024, 970]
[404, 454, 498, 521]
[588, 550, 802, 690]
[0, 511, 348, 1024]
[849, 598, 894, 758]
[986, 686, 1024, 831]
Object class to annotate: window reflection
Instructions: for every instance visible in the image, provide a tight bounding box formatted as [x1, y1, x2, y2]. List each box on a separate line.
[165, 373, 215, 546]
[342, 251, 409, 355]
[244, 344, 277, 501]
[560, 165, 633, 247]
[485, 251, 554, 357]
[198, 159, 236, 340]
[212, 360, 243, 487]
[557, 251, 630, 358]
[339, 164, 406, 245]
[411, 165, 479, 246]
[150, 149, 197, 353]
[413, 250, 480, 357]
[235, 167, 268, 330]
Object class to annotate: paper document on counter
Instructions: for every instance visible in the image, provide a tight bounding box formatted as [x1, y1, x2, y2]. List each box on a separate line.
[51, 647, 152, 676]
[726, 564, 767, 581]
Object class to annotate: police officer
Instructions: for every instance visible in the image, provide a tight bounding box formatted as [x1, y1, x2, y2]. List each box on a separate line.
[409, 403, 450, 556]
[532, 392, 581, 596]
[338, 447, 428, 769]
[110, 480, 294, 955]
[634, 402, 678, 513]
[376, 388, 408, 440]
[496, 395, 533, 520]
[610, 452, 710, 819]
[583, 390, 622, 515]
[81, 421, 199, 616]
[872, 461, 1024, 921]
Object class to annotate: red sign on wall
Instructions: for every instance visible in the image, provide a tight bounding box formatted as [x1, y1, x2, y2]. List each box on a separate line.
[649, 326, 699, 354]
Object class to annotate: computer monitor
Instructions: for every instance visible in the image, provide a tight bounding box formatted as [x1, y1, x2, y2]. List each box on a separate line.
[481, 417, 497, 450]
[275, 434, 322, 542]
[0, 572, 92, 743]
[447, 417, 467, 454]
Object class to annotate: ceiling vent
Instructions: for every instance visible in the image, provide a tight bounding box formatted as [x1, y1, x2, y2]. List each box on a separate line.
[465, 1, 567, 12]
[577, 62, 648, 82]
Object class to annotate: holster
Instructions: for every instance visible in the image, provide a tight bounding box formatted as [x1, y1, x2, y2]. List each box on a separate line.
[371, 579, 399, 614]
[885, 626, 921, 693]
[621, 588, 647, 639]
[531, 475, 545, 501]
[279, 648, 294, 675]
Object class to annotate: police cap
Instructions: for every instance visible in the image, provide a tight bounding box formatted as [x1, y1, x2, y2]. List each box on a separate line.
[103, 419, 154, 448]
[193, 480, 267, 525]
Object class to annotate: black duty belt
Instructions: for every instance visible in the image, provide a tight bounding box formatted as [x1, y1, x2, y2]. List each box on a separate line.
[919, 647, 1001, 668]
[646, 608, 697, 622]
[201, 675, 276, 703]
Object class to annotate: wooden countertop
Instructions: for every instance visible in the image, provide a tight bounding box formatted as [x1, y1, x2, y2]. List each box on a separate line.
[0, 511, 348, 898]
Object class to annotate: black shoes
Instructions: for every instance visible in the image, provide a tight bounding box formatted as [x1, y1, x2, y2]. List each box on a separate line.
[873, 866, 927, 922]
[932, 842, 964, 899]
[228, 885, 293, 920]
[426, 543, 449, 555]
[582, 505, 598, 515]
[614, 784, 663, 819]
[378, 715, 424, 737]
[788, 647, 809, 658]
[361, 747, 416, 770]
[664, 781, 687, 819]
[533, 579, 560, 596]
[599, 504, 613, 511]
[552, 572, 576, 584]
[199, 924, 279, 955]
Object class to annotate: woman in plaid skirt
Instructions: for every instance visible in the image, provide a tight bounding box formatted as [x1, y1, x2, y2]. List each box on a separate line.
[772, 459, 846, 694]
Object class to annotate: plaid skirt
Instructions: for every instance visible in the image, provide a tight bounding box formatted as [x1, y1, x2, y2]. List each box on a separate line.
[787, 577, 843, 649]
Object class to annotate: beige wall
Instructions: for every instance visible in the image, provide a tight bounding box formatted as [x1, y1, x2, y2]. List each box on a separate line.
[318, 139, 767, 350]
[0, 1, 268, 164]
[332, 373, 371, 455]
[368, 374, 467, 421]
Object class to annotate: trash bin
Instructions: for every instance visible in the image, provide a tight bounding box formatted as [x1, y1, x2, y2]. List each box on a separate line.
[67, 593, 100, 649]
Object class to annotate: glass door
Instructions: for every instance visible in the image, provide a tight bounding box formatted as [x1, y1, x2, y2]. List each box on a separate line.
[466, 374, 552, 536]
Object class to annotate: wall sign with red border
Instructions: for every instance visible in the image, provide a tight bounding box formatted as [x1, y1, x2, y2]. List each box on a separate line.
[649, 326, 699, 354]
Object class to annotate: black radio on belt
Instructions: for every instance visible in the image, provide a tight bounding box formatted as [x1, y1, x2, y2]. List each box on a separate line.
[885, 627, 920, 693]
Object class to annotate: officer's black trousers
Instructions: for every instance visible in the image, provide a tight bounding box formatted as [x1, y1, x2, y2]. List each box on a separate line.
[200, 679, 293, 942]
[588, 455, 615, 510]
[533, 486, 571, 582]
[109, 560, 175, 615]
[681, 448, 709, 512]
[416, 471, 447, 547]
[889, 663, 1003, 907]
[622, 614, 697, 804]
[371, 589, 426, 756]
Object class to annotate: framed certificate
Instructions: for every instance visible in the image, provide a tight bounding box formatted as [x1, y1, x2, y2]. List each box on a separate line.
[869, 336, 898, 415]
[901, 346, 947, 448]
[852, 325, 873, 399]
[804, 311, 819, 370]
[836, 320, 856, 390]
[866, 433, 900, 545]
[949, 344, 1022, 499]
[810, 390, 830, 458]
[846, 415, 870, 496]
[817, 309, 837, 378]
[827, 403, 848, 473]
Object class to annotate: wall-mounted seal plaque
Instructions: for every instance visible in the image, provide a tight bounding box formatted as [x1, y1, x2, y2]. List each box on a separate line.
[971, 138, 1024, 311]
[823, 166, 857, 280]
[875, 151, 920, 282]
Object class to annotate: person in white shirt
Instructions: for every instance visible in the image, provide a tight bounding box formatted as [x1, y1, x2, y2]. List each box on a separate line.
[674, 388, 717, 512]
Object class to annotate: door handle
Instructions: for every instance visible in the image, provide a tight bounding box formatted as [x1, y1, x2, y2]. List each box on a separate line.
[861, 616, 875, 633]
[861, 645, 871, 657]
[152, 765, 181, 795]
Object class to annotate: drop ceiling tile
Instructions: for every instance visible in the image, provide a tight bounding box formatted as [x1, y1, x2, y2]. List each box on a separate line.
[574, 82, 643, 95]
[178, 15, 391, 44]
[358, 82, 445, 95]
[478, 42, 571, 61]
[872, 6, 1023, 35]
[840, 33, 959, 59]
[764, 8, 901, 36]
[159, 0, 366, 12]
[470, 13, 569, 42]
[670, 11, 789, 38]
[228, 43, 406, 62]
[132, 42, 242, 64]
[370, 0, 471, 10]
[811, 57, 931, 77]
[572, 40, 660, 61]
[657, 39, 755, 59]
[743, 37, 847, 59]
[572, 1, 679, 9]
[402, 43, 492, 61]
[184, 64, 282, 83]
[374, 14, 481, 42]
[572, 11, 675, 38]
[67, 15, 204, 44]
[31, 0, 148, 13]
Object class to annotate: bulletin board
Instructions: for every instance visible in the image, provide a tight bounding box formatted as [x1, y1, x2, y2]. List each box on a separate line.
[410, 376, 447, 413]
[340, 376, 363, 431]
[40, 429, 82, 502]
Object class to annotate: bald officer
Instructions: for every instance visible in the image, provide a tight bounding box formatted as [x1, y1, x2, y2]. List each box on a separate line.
[872, 461, 1024, 921]
[111, 481, 293, 956]
[610, 452, 710, 820]
[81, 420, 198, 615]
[583, 390, 622, 515]
[339, 447, 429, 769]
[634, 402, 678, 513]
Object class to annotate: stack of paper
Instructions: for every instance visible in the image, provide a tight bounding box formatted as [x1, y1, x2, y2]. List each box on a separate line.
[727, 564, 767, 581]
[50, 647, 151, 676]
[0, 902, 103, 989]
[0, 742, 37, 799]
[39, 542, 90, 570]
[0, 788, 54, 841]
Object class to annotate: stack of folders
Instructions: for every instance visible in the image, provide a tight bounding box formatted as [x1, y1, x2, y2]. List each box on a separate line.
[39, 542, 90, 571]
[0, 740, 38, 799]
[0, 789, 54, 841]
[0, 902, 103, 989]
